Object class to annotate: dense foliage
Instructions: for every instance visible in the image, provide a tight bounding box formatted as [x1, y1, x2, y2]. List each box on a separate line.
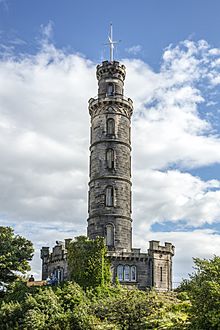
[0, 227, 34, 283]
[0, 281, 190, 330]
[1, 227, 220, 329]
[67, 236, 111, 289]
[177, 255, 220, 330]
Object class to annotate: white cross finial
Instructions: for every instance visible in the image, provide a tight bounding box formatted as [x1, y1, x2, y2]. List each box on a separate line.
[107, 23, 118, 62]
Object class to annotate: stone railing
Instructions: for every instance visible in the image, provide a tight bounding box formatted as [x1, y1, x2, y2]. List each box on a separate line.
[89, 94, 133, 106]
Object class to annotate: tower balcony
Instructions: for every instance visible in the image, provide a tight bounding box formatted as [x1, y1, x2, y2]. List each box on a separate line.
[89, 93, 133, 109]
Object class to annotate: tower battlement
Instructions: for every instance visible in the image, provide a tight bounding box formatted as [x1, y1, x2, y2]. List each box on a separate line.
[40, 240, 70, 281]
[149, 240, 175, 256]
[96, 61, 127, 100]
[97, 61, 126, 81]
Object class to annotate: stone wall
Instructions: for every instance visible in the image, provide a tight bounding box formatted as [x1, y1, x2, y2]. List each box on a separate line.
[148, 241, 175, 291]
[108, 250, 150, 289]
[88, 61, 133, 252]
[41, 240, 70, 281]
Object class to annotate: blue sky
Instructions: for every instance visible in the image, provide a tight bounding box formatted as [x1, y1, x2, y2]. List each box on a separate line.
[1, 0, 220, 284]
[3, 0, 220, 66]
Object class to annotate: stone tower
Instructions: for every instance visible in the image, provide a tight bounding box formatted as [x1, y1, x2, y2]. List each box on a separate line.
[41, 27, 175, 291]
[85, 58, 175, 290]
[87, 60, 133, 252]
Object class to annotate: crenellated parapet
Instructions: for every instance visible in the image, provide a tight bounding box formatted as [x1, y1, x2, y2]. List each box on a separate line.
[148, 240, 175, 292]
[40, 240, 71, 281]
[88, 60, 133, 120]
[96, 61, 126, 83]
[148, 240, 175, 256]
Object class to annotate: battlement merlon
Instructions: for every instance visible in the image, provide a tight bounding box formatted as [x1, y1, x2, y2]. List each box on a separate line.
[40, 239, 72, 261]
[148, 240, 175, 256]
[64, 238, 72, 249]
[96, 61, 126, 81]
[41, 247, 50, 260]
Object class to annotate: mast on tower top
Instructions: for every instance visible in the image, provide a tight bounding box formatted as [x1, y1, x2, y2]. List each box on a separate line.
[106, 23, 119, 62]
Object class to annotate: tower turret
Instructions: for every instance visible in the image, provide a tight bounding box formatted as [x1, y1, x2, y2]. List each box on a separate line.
[87, 60, 133, 251]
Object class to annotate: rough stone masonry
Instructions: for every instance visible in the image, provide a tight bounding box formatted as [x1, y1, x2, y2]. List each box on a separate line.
[41, 59, 175, 291]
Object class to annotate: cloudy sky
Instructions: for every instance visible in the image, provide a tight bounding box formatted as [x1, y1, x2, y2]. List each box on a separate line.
[1, 0, 220, 284]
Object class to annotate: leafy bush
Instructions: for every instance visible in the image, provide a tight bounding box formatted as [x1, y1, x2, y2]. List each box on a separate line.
[88, 287, 190, 330]
[0, 226, 34, 283]
[67, 236, 111, 289]
[0, 281, 190, 330]
[178, 256, 220, 330]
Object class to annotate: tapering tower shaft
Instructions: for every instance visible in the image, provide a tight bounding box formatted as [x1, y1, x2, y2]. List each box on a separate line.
[87, 61, 133, 251]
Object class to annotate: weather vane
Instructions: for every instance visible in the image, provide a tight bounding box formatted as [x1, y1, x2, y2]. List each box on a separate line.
[106, 23, 120, 62]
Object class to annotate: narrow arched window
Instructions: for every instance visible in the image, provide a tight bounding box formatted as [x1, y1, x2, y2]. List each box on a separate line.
[106, 224, 114, 246]
[107, 83, 114, 96]
[106, 149, 114, 169]
[160, 266, 163, 282]
[106, 186, 114, 206]
[124, 265, 130, 281]
[131, 266, 136, 282]
[117, 265, 123, 282]
[107, 118, 115, 135]
[56, 267, 64, 282]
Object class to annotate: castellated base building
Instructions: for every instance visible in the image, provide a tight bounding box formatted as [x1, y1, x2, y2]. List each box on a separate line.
[41, 60, 175, 291]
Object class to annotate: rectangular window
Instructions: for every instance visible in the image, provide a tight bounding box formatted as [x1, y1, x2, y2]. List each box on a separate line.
[106, 186, 114, 206]
[106, 149, 114, 169]
[107, 83, 114, 96]
[131, 266, 136, 281]
[106, 225, 114, 246]
[160, 266, 163, 282]
[124, 265, 130, 281]
[117, 265, 123, 281]
[107, 118, 115, 135]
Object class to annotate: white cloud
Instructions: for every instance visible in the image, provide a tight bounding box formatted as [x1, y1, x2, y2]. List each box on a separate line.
[0, 37, 220, 280]
[126, 45, 142, 55]
[133, 169, 220, 227]
[40, 21, 54, 41]
[123, 41, 220, 170]
[133, 228, 220, 284]
[0, 42, 95, 227]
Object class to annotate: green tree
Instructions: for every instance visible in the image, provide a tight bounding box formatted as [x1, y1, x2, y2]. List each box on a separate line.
[67, 236, 111, 289]
[0, 280, 191, 330]
[178, 255, 220, 330]
[0, 282, 112, 330]
[0, 287, 67, 330]
[0, 226, 34, 283]
[91, 287, 190, 330]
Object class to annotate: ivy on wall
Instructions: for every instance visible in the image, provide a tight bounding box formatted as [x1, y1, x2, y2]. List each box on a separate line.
[67, 236, 111, 289]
